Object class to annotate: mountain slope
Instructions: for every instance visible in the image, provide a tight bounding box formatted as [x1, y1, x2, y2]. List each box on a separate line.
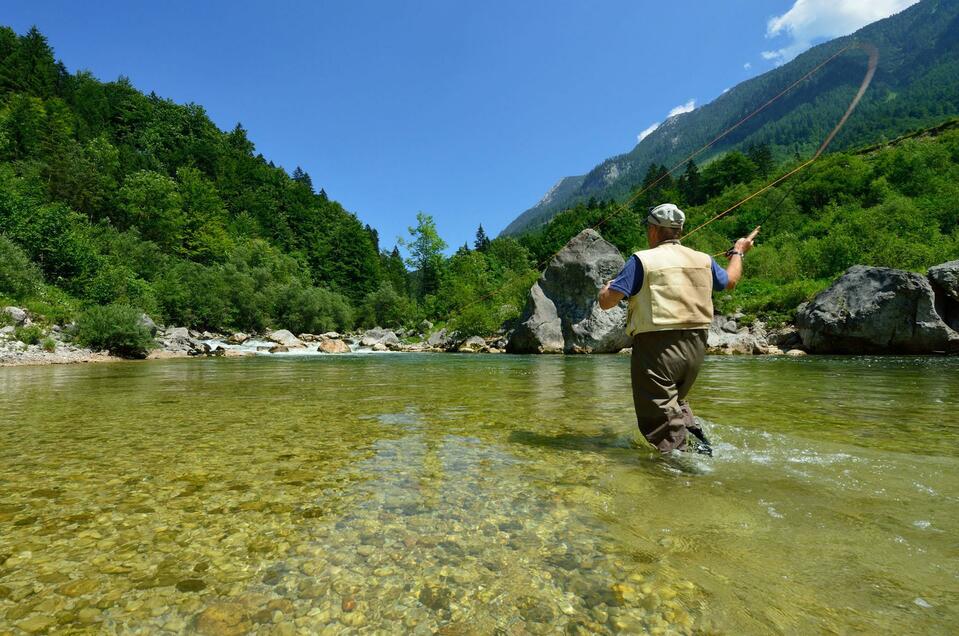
[501, 0, 959, 236]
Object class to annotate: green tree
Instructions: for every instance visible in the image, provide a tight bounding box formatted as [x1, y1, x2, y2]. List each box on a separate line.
[118, 170, 185, 248]
[400, 212, 447, 299]
[474, 224, 491, 251]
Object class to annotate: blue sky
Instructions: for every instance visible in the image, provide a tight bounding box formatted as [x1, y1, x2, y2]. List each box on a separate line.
[3, 0, 915, 252]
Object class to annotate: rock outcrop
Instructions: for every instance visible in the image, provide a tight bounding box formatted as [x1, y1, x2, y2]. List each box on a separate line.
[706, 316, 770, 355]
[797, 265, 958, 354]
[928, 259, 959, 332]
[157, 327, 211, 356]
[507, 229, 631, 354]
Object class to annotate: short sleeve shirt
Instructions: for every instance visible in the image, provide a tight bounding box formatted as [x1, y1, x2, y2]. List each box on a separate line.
[609, 254, 729, 297]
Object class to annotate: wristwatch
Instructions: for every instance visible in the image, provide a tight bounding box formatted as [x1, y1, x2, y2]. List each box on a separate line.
[730, 250, 744, 259]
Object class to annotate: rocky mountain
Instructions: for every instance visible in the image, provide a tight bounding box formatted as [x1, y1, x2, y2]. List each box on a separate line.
[501, 0, 959, 236]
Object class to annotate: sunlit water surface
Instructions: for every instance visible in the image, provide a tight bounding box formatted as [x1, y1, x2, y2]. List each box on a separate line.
[1, 354, 957, 634]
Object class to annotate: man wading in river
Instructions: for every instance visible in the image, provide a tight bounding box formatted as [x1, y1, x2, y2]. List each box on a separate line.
[598, 203, 754, 455]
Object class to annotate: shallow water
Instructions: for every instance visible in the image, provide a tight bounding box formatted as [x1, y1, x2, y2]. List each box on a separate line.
[0, 354, 956, 634]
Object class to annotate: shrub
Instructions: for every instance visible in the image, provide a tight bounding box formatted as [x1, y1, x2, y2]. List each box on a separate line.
[274, 284, 354, 334]
[75, 303, 155, 359]
[41, 337, 56, 352]
[14, 324, 43, 345]
[0, 234, 43, 299]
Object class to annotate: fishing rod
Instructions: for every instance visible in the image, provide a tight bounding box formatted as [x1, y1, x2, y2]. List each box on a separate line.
[445, 42, 878, 325]
[684, 42, 880, 256]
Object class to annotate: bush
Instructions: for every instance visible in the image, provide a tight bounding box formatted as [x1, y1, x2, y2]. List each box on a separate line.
[75, 303, 155, 359]
[14, 324, 43, 345]
[274, 284, 354, 334]
[0, 234, 43, 299]
[41, 337, 56, 352]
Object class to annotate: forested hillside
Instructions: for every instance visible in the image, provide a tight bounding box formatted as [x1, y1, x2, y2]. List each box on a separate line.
[503, 0, 959, 236]
[0, 25, 536, 340]
[519, 122, 959, 324]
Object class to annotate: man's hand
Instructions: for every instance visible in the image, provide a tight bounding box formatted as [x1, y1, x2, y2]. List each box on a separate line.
[731, 236, 755, 257]
[728, 226, 759, 259]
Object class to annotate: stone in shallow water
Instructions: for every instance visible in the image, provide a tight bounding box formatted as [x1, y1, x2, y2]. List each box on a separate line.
[16, 615, 56, 633]
[176, 578, 207, 592]
[195, 602, 252, 636]
[58, 578, 98, 597]
[419, 585, 451, 611]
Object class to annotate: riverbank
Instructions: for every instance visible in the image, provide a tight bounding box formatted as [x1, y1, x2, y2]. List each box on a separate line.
[0, 315, 806, 368]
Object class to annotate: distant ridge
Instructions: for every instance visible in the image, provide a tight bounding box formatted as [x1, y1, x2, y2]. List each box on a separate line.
[500, 0, 959, 236]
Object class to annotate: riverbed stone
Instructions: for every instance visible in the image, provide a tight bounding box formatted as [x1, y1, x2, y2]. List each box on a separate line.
[195, 602, 251, 636]
[458, 336, 488, 353]
[508, 229, 630, 354]
[361, 328, 399, 347]
[227, 332, 250, 344]
[16, 615, 55, 633]
[267, 330, 304, 348]
[318, 339, 351, 354]
[797, 265, 959, 354]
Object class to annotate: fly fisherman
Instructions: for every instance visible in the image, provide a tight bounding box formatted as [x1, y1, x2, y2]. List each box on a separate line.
[598, 203, 755, 455]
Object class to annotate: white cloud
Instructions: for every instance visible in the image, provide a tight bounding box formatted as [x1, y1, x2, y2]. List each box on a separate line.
[637, 122, 660, 142]
[743, 62, 752, 70]
[763, 0, 918, 63]
[667, 99, 696, 118]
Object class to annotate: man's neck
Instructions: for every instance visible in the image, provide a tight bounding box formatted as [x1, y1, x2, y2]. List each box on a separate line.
[650, 238, 680, 248]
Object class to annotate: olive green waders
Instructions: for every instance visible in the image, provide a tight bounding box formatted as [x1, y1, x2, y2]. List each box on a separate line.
[630, 329, 708, 453]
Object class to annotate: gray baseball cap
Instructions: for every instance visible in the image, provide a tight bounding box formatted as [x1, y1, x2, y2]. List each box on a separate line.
[644, 203, 685, 228]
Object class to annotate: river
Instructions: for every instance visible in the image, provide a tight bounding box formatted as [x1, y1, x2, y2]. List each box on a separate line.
[1, 354, 956, 634]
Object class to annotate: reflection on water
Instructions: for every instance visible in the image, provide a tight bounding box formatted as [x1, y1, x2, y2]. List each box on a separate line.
[1, 355, 957, 634]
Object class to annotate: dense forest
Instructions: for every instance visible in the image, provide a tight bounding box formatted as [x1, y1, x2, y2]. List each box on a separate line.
[1, 25, 957, 352]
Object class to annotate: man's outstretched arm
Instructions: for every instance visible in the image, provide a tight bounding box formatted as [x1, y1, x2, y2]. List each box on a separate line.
[598, 283, 625, 310]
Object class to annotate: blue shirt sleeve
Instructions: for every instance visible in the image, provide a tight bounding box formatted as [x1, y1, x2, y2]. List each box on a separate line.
[711, 257, 728, 291]
[609, 255, 644, 297]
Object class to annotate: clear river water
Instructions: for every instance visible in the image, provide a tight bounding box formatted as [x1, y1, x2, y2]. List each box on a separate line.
[1, 354, 957, 634]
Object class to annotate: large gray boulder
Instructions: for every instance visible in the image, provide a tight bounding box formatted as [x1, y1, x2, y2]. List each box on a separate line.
[506, 283, 564, 353]
[267, 329, 304, 348]
[3, 306, 27, 326]
[158, 326, 210, 356]
[507, 229, 630, 354]
[360, 328, 399, 347]
[426, 328, 451, 349]
[138, 313, 158, 336]
[797, 265, 958, 354]
[928, 260, 959, 332]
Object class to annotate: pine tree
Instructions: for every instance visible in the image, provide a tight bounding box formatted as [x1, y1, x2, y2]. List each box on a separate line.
[474, 224, 491, 251]
[746, 143, 774, 179]
[679, 159, 703, 205]
[291, 166, 313, 192]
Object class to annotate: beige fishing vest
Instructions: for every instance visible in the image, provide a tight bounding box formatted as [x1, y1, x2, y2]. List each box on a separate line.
[626, 241, 714, 335]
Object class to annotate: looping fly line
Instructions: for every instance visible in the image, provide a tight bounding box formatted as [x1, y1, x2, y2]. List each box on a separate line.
[683, 42, 879, 240]
[451, 42, 878, 319]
